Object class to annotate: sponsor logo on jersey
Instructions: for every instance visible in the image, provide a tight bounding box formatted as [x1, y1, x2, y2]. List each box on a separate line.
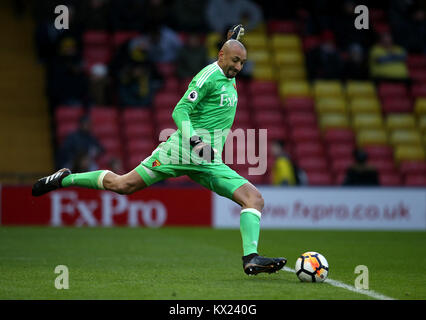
[152, 160, 161, 167]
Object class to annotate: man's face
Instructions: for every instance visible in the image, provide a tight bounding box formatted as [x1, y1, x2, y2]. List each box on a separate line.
[219, 46, 247, 78]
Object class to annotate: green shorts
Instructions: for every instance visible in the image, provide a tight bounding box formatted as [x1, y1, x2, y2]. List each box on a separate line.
[134, 147, 249, 200]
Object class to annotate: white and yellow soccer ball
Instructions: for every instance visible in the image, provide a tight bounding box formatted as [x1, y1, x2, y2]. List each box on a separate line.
[295, 251, 329, 283]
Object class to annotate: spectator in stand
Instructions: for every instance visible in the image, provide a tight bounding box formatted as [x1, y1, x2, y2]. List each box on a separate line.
[206, 0, 263, 34]
[176, 33, 208, 79]
[343, 43, 369, 80]
[306, 30, 344, 80]
[46, 36, 88, 107]
[369, 32, 409, 82]
[342, 149, 379, 186]
[57, 115, 104, 171]
[146, 24, 183, 63]
[270, 140, 307, 186]
[88, 63, 110, 106]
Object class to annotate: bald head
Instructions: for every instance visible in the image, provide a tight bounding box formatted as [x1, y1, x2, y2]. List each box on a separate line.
[218, 40, 247, 78]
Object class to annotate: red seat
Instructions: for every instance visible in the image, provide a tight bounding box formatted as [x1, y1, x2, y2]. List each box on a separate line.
[264, 126, 288, 141]
[297, 157, 328, 171]
[381, 97, 413, 113]
[123, 123, 154, 139]
[122, 108, 152, 124]
[399, 160, 426, 175]
[154, 92, 181, 109]
[83, 47, 112, 64]
[83, 31, 110, 46]
[161, 77, 180, 92]
[368, 158, 396, 173]
[267, 20, 298, 33]
[111, 31, 140, 50]
[55, 105, 84, 123]
[248, 81, 278, 95]
[331, 157, 354, 174]
[155, 109, 173, 123]
[305, 171, 333, 185]
[156, 62, 176, 77]
[237, 95, 249, 109]
[286, 111, 317, 127]
[323, 128, 355, 144]
[293, 142, 325, 158]
[290, 126, 321, 142]
[407, 54, 426, 68]
[363, 145, 394, 160]
[303, 36, 321, 51]
[379, 172, 402, 186]
[411, 83, 426, 98]
[127, 139, 155, 154]
[56, 121, 79, 145]
[409, 69, 426, 83]
[253, 110, 284, 126]
[251, 95, 282, 111]
[404, 174, 426, 186]
[92, 122, 119, 138]
[378, 82, 408, 98]
[99, 137, 122, 154]
[283, 97, 315, 112]
[327, 143, 355, 158]
[90, 106, 119, 123]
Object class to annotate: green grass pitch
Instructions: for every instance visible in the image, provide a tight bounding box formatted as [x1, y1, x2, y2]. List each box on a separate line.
[0, 227, 424, 300]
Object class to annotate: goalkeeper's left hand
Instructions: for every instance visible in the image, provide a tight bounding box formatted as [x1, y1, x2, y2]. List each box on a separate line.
[227, 24, 245, 40]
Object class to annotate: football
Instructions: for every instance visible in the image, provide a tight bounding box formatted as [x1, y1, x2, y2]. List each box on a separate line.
[295, 251, 329, 282]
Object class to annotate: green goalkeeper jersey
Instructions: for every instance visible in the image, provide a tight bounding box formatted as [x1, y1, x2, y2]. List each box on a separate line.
[157, 61, 238, 165]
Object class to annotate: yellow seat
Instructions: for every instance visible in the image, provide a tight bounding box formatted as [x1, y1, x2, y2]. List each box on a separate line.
[346, 81, 376, 99]
[349, 97, 381, 114]
[353, 113, 384, 130]
[273, 51, 304, 66]
[252, 65, 276, 81]
[316, 97, 347, 114]
[278, 66, 306, 81]
[242, 33, 268, 50]
[357, 129, 388, 146]
[418, 115, 426, 133]
[386, 114, 416, 130]
[206, 32, 221, 59]
[394, 145, 425, 162]
[414, 98, 426, 115]
[248, 49, 271, 65]
[313, 80, 344, 98]
[319, 113, 350, 129]
[271, 34, 301, 50]
[390, 130, 422, 146]
[279, 81, 311, 98]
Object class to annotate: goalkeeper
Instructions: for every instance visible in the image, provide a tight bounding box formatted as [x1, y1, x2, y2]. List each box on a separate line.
[32, 25, 287, 275]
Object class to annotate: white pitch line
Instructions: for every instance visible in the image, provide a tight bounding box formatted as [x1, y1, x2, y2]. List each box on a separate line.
[282, 266, 396, 300]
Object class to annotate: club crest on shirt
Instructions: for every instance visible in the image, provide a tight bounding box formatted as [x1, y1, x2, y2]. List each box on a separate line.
[188, 90, 198, 102]
[152, 159, 161, 167]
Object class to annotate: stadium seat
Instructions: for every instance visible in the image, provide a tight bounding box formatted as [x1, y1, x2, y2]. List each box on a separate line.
[156, 62, 176, 77]
[251, 95, 282, 111]
[99, 136, 122, 155]
[127, 139, 156, 154]
[248, 81, 278, 95]
[313, 80, 344, 99]
[55, 105, 84, 123]
[253, 110, 285, 127]
[368, 158, 396, 173]
[267, 20, 299, 33]
[407, 54, 426, 68]
[241, 33, 268, 50]
[323, 128, 355, 144]
[89, 106, 119, 123]
[123, 123, 154, 140]
[399, 160, 426, 175]
[385, 114, 416, 130]
[319, 113, 350, 130]
[56, 121, 79, 145]
[327, 143, 355, 159]
[271, 34, 301, 50]
[283, 97, 315, 112]
[409, 68, 426, 82]
[394, 145, 425, 162]
[111, 31, 140, 50]
[414, 98, 426, 115]
[316, 97, 347, 114]
[390, 130, 423, 146]
[252, 65, 276, 81]
[381, 97, 413, 114]
[363, 145, 394, 160]
[279, 81, 311, 98]
[278, 66, 306, 81]
[379, 172, 402, 186]
[349, 97, 381, 114]
[286, 111, 317, 127]
[248, 49, 271, 65]
[357, 129, 388, 146]
[91, 122, 119, 139]
[305, 170, 333, 185]
[352, 113, 384, 130]
[346, 81, 376, 99]
[83, 31, 110, 47]
[121, 108, 152, 125]
[297, 157, 328, 171]
[273, 51, 304, 66]
[411, 83, 426, 98]
[331, 156, 354, 173]
[290, 126, 321, 142]
[264, 126, 288, 141]
[419, 115, 426, 133]
[154, 92, 181, 110]
[404, 174, 426, 186]
[378, 82, 408, 99]
[83, 47, 112, 65]
[303, 36, 321, 51]
[293, 142, 325, 159]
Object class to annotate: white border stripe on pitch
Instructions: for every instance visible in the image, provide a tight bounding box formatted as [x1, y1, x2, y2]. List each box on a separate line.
[281, 266, 396, 300]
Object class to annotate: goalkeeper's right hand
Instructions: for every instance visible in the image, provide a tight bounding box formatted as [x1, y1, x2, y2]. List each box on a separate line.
[190, 136, 217, 163]
[227, 24, 245, 41]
